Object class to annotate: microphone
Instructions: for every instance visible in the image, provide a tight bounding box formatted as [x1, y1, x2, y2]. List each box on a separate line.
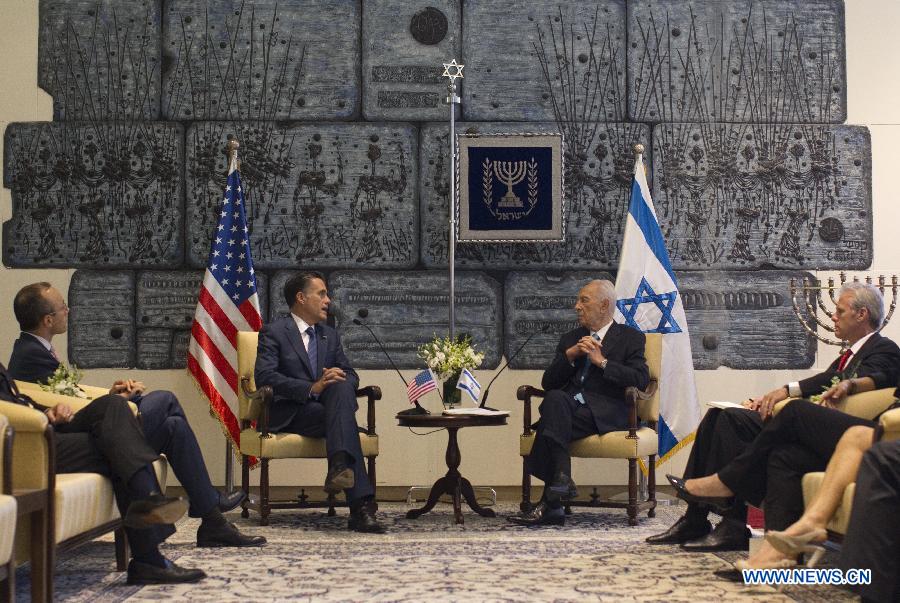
[480, 324, 551, 409]
[352, 308, 429, 415]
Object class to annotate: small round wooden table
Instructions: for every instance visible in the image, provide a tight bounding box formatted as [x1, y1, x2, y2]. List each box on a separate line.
[396, 412, 507, 524]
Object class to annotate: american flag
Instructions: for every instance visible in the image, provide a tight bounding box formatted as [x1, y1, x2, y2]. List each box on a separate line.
[407, 369, 437, 404]
[188, 155, 262, 459]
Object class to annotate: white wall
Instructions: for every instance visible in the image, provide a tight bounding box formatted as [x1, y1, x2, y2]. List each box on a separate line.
[1, 0, 897, 490]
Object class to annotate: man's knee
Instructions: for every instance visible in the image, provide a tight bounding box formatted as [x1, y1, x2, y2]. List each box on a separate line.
[322, 381, 359, 410]
[539, 390, 571, 415]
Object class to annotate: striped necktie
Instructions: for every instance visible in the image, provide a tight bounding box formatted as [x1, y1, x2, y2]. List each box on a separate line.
[837, 348, 853, 372]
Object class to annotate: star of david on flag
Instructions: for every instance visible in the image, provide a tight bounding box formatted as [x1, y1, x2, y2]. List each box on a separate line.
[614, 150, 700, 467]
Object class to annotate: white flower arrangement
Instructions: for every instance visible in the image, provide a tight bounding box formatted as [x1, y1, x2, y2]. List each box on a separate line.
[418, 334, 485, 381]
[40, 363, 88, 398]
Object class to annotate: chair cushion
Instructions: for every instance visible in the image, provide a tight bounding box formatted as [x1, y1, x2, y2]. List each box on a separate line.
[0, 495, 16, 565]
[240, 429, 379, 459]
[802, 472, 855, 535]
[520, 427, 659, 459]
[54, 473, 119, 543]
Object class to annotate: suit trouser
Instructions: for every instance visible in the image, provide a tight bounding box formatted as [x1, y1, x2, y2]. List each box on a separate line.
[281, 381, 374, 503]
[682, 407, 764, 523]
[525, 389, 600, 485]
[55, 395, 175, 554]
[839, 440, 900, 603]
[717, 401, 873, 524]
[135, 391, 219, 517]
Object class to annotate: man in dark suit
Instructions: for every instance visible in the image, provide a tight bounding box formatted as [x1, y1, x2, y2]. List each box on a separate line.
[254, 271, 385, 533]
[0, 361, 206, 584]
[648, 281, 900, 551]
[8, 282, 265, 549]
[508, 279, 650, 526]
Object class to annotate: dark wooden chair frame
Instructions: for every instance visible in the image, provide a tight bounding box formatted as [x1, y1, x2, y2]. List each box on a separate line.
[239, 378, 381, 526]
[518, 380, 659, 526]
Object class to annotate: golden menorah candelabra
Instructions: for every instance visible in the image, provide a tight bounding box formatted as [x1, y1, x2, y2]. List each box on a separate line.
[790, 272, 899, 347]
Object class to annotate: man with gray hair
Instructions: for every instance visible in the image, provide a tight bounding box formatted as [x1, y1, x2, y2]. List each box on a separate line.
[647, 281, 900, 552]
[508, 279, 650, 526]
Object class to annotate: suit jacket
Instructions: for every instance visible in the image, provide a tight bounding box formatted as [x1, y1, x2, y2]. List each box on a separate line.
[798, 332, 900, 397]
[8, 333, 60, 384]
[0, 361, 46, 411]
[254, 315, 360, 432]
[542, 322, 650, 434]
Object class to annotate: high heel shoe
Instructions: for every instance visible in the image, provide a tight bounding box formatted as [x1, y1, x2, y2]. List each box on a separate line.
[766, 528, 828, 562]
[666, 474, 734, 511]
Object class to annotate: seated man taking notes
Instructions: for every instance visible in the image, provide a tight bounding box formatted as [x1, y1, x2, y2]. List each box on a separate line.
[508, 279, 650, 527]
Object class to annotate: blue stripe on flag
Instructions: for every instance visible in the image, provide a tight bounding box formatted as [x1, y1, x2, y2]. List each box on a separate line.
[657, 416, 679, 459]
[629, 179, 678, 285]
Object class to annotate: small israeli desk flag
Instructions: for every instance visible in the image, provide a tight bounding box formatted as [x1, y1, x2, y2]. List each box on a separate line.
[614, 145, 700, 466]
[456, 368, 482, 404]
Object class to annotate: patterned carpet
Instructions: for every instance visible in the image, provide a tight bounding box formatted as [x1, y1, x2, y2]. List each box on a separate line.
[17, 503, 857, 602]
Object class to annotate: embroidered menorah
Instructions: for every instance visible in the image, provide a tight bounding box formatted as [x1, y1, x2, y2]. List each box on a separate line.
[493, 160, 527, 208]
[790, 272, 899, 347]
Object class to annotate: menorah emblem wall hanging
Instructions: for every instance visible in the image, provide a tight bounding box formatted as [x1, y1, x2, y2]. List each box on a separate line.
[790, 272, 899, 348]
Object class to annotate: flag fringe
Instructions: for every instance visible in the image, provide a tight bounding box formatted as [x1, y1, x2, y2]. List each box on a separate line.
[186, 369, 259, 471]
[637, 431, 697, 476]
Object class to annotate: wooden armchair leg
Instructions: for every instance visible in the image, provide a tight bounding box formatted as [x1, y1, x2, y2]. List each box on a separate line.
[648, 454, 657, 518]
[627, 458, 638, 526]
[367, 456, 378, 511]
[326, 493, 337, 517]
[1, 562, 14, 603]
[521, 460, 532, 513]
[241, 455, 250, 519]
[114, 527, 129, 571]
[260, 459, 270, 526]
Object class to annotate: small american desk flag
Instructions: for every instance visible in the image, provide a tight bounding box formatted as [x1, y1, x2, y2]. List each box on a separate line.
[188, 155, 262, 459]
[407, 369, 437, 404]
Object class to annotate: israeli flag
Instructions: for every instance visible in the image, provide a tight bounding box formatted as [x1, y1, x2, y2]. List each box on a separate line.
[614, 150, 700, 466]
[455, 368, 482, 404]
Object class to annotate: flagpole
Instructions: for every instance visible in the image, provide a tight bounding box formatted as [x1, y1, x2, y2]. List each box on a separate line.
[442, 60, 463, 338]
[223, 135, 240, 494]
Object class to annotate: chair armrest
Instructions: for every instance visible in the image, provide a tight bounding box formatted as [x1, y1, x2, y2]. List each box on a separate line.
[14, 382, 137, 415]
[240, 377, 273, 436]
[624, 378, 659, 436]
[517, 385, 546, 436]
[876, 407, 900, 442]
[79, 384, 114, 399]
[355, 386, 381, 436]
[0, 400, 52, 491]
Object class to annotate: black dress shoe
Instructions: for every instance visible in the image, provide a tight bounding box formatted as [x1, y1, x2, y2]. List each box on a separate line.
[124, 495, 189, 529]
[666, 474, 734, 511]
[681, 519, 750, 552]
[645, 515, 712, 544]
[324, 464, 355, 494]
[217, 490, 247, 513]
[348, 505, 386, 534]
[126, 559, 207, 585]
[547, 473, 578, 501]
[197, 520, 267, 547]
[506, 502, 565, 527]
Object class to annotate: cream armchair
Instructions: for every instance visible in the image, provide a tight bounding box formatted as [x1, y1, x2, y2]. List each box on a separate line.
[2, 385, 168, 600]
[236, 331, 381, 525]
[518, 333, 662, 526]
[0, 414, 17, 602]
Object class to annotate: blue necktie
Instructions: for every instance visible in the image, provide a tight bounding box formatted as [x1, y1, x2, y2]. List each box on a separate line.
[305, 326, 318, 379]
[574, 332, 601, 405]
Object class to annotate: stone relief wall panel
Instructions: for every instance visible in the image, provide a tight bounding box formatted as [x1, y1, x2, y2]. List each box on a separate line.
[38, 0, 161, 121]
[420, 121, 649, 269]
[463, 0, 627, 122]
[652, 123, 871, 270]
[185, 122, 418, 270]
[628, 0, 847, 123]
[679, 270, 816, 369]
[330, 271, 502, 370]
[162, 0, 360, 120]
[3, 122, 184, 268]
[363, 0, 461, 121]
[68, 270, 136, 368]
[504, 271, 614, 369]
